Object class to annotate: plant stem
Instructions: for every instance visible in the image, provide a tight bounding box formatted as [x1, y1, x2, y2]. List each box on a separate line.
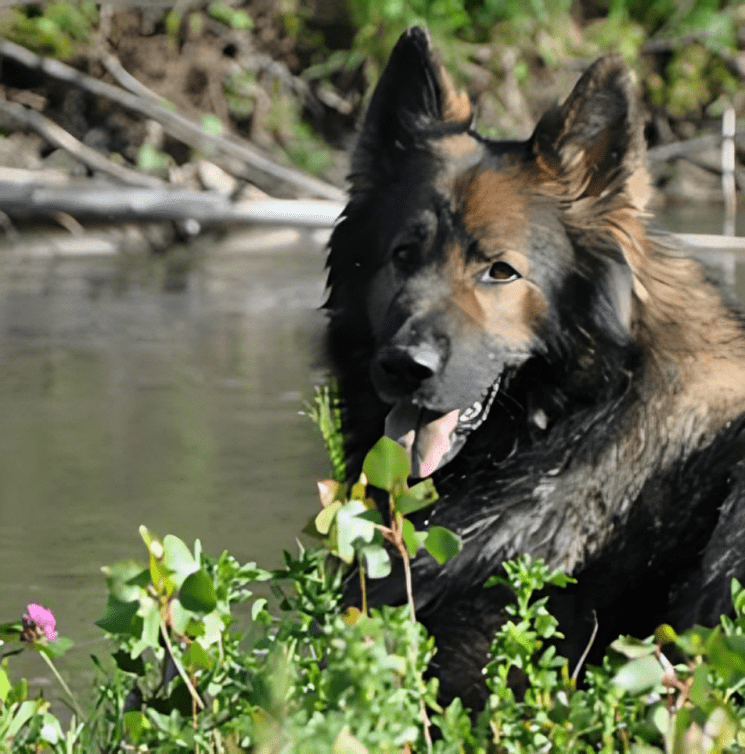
[389, 507, 417, 624]
[38, 650, 87, 722]
[359, 562, 368, 616]
[159, 615, 205, 711]
[401, 547, 416, 624]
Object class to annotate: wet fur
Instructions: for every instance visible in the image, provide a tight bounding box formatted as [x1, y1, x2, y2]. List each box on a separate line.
[325, 28, 745, 709]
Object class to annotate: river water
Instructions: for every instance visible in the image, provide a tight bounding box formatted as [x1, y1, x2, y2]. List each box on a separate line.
[1, 207, 744, 708]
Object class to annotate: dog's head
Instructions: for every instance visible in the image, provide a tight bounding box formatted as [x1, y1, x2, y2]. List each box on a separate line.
[326, 28, 648, 478]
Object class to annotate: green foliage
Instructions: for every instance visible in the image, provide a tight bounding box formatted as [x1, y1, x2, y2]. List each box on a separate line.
[4, 531, 745, 751]
[0, 1, 98, 58]
[4, 390, 745, 751]
[312, 435, 462, 623]
[304, 380, 346, 483]
[207, 2, 254, 31]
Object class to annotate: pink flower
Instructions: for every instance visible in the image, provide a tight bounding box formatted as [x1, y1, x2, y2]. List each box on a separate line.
[22, 603, 58, 643]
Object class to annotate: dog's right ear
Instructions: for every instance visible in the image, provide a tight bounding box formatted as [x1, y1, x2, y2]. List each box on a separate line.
[350, 27, 472, 189]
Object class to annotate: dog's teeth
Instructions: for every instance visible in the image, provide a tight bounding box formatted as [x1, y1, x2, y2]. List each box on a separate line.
[460, 403, 482, 422]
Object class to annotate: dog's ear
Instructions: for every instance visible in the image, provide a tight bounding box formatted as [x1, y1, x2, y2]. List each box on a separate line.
[350, 27, 472, 188]
[531, 55, 649, 210]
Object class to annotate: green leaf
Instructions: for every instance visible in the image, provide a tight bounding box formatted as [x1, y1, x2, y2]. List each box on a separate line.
[0, 620, 22, 643]
[113, 649, 146, 676]
[180, 570, 218, 614]
[732, 577, 745, 616]
[252, 598, 268, 621]
[424, 526, 463, 564]
[7, 700, 36, 739]
[315, 500, 342, 535]
[0, 666, 10, 703]
[706, 631, 745, 675]
[101, 559, 149, 602]
[202, 114, 223, 136]
[610, 635, 657, 659]
[163, 535, 199, 588]
[359, 544, 392, 579]
[333, 726, 369, 754]
[395, 477, 439, 514]
[95, 596, 140, 635]
[336, 499, 377, 564]
[401, 518, 427, 558]
[689, 663, 713, 710]
[123, 710, 150, 746]
[612, 655, 664, 695]
[208, 2, 254, 29]
[200, 613, 224, 646]
[363, 437, 410, 491]
[138, 143, 170, 172]
[37, 635, 73, 659]
[183, 641, 215, 671]
[170, 600, 192, 636]
[135, 599, 161, 654]
[676, 625, 712, 657]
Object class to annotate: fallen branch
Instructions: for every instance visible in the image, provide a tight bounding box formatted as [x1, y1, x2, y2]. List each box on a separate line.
[0, 38, 345, 201]
[0, 180, 344, 227]
[647, 134, 722, 163]
[0, 97, 164, 188]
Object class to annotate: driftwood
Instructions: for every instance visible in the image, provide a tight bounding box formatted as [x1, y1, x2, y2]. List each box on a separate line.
[2, 178, 744, 254]
[0, 98, 164, 188]
[0, 180, 344, 228]
[0, 38, 345, 202]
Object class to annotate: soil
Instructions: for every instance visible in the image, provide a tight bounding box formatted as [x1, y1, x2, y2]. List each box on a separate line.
[0, 2, 742, 205]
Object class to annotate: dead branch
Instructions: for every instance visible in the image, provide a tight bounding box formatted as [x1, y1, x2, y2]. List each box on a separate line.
[0, 97, 164, 188]
[647, 134, 722, 163]
[98, 51, 164, 104]
[0, 38, 345, 201]
[0, 180, 343, 227]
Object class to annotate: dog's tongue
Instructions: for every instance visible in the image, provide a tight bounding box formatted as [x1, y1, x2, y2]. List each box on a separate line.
[385, 402, 460, 478]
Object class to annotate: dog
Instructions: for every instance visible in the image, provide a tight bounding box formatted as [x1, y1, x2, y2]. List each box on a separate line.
[324, 27, 745, 709]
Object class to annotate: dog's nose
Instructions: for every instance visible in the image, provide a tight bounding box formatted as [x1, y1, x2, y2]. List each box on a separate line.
[377, 344, 443, 388]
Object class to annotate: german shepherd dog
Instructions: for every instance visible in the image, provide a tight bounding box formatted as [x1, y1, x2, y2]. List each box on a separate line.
[325, 27, 745, 709]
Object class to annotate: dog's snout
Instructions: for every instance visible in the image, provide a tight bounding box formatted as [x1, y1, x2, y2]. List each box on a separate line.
[378, 344, 443, 388]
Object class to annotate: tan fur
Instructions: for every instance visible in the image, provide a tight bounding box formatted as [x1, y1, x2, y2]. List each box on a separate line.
[435, 61, 472, 124]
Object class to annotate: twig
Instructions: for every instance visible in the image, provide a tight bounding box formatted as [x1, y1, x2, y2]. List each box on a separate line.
[99, 51, 165, 104]
[0, 97, 164, 188]
[159, 614, 205, 712]
[0, 37, 345, 201]
[571, 610, 598, 682]
[38, 650, 88, 722]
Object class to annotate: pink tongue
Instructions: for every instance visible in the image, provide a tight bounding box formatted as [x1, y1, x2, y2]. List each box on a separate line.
[384, 402, 460, 478]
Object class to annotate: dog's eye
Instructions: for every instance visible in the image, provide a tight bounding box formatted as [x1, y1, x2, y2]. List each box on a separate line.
[482, 261, 521, 283]
[392, 243, 419, 269]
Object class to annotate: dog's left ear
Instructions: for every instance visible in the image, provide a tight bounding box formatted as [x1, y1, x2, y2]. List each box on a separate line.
[350, 27, 472, 188]
[531, 55, 648, 209]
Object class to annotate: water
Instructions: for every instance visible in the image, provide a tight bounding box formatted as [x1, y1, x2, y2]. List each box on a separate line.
[0, 208, 744, 709]
[0, 226, 330, 703]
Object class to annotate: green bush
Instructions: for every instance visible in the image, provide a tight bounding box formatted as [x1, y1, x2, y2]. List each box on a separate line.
[3, 392, 745, 751]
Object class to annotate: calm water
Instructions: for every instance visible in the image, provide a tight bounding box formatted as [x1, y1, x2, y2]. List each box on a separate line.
[0, 226, 330, 702]
[1, 208, 744, 707]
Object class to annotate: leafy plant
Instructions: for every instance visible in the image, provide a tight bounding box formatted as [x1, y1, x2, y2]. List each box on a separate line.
[313, 436, 462, 621]
[0, 1, 98, 58]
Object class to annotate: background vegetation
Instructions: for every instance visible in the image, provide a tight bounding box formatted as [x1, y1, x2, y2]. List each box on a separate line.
[0, 0, 742, 196]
